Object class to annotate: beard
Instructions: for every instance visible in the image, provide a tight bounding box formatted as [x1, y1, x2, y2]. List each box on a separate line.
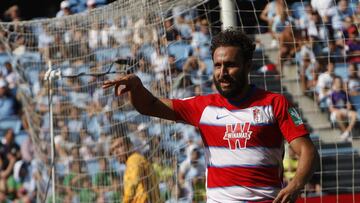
[213, 73, 248, 99]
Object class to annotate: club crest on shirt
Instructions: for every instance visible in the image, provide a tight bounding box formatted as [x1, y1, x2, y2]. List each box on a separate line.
[223, 123, 252, 150]
[253, 108, 262, 123]
[288, 107, 303, 126]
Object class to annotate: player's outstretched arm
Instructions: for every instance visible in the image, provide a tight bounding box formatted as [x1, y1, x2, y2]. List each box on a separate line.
[102, 74, 177, 121]
[273, 136, 319, 203]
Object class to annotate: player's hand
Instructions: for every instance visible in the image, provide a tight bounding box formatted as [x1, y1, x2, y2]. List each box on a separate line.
[102, 74, 142, 96]
[273, 183, 300, 203]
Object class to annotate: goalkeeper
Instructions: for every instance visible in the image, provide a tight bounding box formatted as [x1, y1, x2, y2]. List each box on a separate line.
[104, 28, 319, 203]
[110, 135, 161, 203]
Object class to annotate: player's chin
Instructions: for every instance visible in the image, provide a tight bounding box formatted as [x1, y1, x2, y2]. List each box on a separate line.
[219, 89, 238, 98]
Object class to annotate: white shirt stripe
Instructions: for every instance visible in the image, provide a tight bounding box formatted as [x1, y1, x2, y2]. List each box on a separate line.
[207, 186, 280, 202]
[199, 105, 275, 126]
[205, 147, 283, 167]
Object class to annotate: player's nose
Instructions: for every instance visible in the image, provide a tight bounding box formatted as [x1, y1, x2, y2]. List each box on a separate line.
[219, 65, 228, 78]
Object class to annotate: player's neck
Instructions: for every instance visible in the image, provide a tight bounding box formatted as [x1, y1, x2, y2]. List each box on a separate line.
[227, 84, 251, 103]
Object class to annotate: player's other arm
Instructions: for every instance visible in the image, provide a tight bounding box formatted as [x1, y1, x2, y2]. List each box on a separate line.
[102, 74, 177, 121]
[274, 136, 319, 203]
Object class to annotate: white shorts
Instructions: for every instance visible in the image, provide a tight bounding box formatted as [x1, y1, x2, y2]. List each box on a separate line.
[330, 109, 350, 123]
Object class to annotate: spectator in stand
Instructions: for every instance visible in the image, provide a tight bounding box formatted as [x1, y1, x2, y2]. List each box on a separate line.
[0, 151, 16, 198]
[93, 157, 113, 195]
[353, 3, 360, 25]
[88, 22, 102, 50]
[272, 9, 293, 37]
[311, 0, 333, 20]
[178, 147, 205, 202]
[79, 129, 96, 161]
[0, 79, 16, 119]
[345, 63, 360, 96]
[321, 40, 345, 63]
[346, 25, 360, 63]
[20, 137, 33, 164]
[182, 56, 206, 85]
[328, 76, 357, 141]
[78, 175, 97, 203]
[56, 1, 72, 18]
[260, 0, 286, 48]
[10, 160, 35, 200]
[191, 19, 211, 49]
[133, 17, 158, 45]
[3, 5, 21, 22]
[298, 4, 313, 31]
[300, 54, 317, 94]
[87, 0, 97, 10]
[151, 45, 169, 81]
[0, 129, 20, 200]
[109, 17, 132, 45]
[3, 62, 19, 96]
[296, 36, 316, 66]
[307, 11, 330, 55]
[171, 72, 194, 98]
[37, 26, 54, 60]
[175, 15, 192, 40]
[164, 19, 179, 42]
[0, 155, 17, 200]
[63, 160, 83, 200]
[12, 35, 26, 56]
[327, 0, 354, 34]
[278, 26, 302, 71]
[109, 174, 122, 203]
[0, 129, 20, 158]
[316, 61, 335, 104]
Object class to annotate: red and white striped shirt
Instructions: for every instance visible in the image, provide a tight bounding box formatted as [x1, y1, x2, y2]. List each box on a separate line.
[172, 86, 309, 202]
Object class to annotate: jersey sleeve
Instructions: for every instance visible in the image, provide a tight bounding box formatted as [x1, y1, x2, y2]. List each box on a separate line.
[273, 95, 309, 143]
[172, 96, 205, 127]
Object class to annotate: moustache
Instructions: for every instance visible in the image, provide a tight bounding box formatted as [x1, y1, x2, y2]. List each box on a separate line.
[218, 76, 234, 83]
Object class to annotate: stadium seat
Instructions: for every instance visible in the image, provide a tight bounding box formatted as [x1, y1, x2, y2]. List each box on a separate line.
[0, 53, 11, 65]
[291, 2, 309, 19]
[86, 159, 100, 175]
[202, 58, 214, 75]
[167, 41, 193, 70]
[0, 116, 22, 135]
[95, 47, 119, 62]
[321, 147, 360, 193]
[138, 43, 156, 61]
[14, 131, 28, 146]
[118, 44, 132, 59]
[55, 163, 67, 177]
[350, 95, 360, 119]
[334, 63, 348, 80]
[19, 51, 42, 62]
[198, 44, 211, 60]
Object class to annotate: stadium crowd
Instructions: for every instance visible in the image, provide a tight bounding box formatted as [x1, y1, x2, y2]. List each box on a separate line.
[0, 0, 359, 202]
[265, 0, 360, 141]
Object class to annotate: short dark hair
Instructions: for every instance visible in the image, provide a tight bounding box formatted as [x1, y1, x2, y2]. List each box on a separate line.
[211, 28, 256, 65]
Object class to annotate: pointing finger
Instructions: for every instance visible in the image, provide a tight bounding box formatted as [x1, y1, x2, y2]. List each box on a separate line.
[102, 79, 126, 89]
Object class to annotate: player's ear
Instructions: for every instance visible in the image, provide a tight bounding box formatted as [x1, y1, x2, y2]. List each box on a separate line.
[243, 61, 252, 74]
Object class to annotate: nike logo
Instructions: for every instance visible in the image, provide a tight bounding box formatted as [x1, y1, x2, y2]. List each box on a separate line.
[216, 115, 229, 119]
